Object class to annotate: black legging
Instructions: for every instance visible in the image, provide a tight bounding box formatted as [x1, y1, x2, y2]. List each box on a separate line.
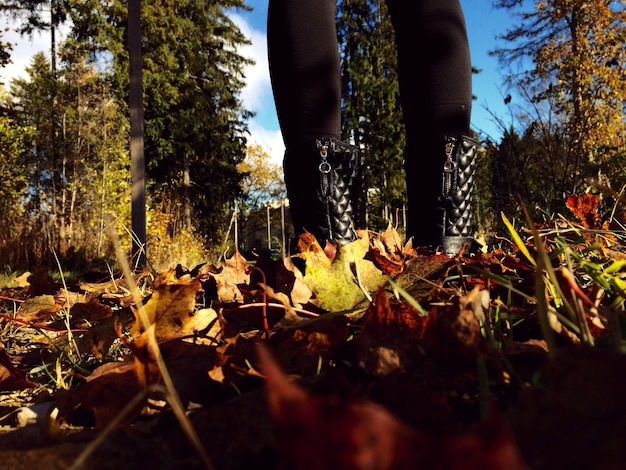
[268, 0, 473, 244]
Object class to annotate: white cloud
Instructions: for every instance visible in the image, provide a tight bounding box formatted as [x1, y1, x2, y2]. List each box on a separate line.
[229, 13, 285, 167]
[247, 122, 285, 167]
[229, 13, 271, 113]
[1, 27, 51, 85]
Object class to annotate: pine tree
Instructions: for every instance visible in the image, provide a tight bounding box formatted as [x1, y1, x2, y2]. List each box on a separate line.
[70, 0, 254, 244]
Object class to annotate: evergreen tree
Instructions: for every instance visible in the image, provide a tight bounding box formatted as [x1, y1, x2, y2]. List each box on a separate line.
[70, 0, 254, 244]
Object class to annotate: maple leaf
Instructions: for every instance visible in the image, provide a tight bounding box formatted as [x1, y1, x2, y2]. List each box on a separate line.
[443, 404, 528, 470]
[69, 298, 113, 328]
[257, 339, 527, 469]
[57, 324, 161, 428]
[365, 223, 407, 275]
[282, 256, 313, 308]
[357, 287, 428, 375]
[207, 334, 238, 384]
[130, 269, 213, 342]
[297, 231, 386, 312]
[212, 249, 250, 303]
[17, 295, 62, 323]
[57, 357, 145, 428]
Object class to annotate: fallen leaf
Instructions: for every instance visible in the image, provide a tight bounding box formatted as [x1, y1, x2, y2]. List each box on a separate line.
[17, 295, 62, 323]
[279, 256, 313, 308]
[130, 270, 208, 342]
[566, 193, 605, 229]
[256, 344, 432, 469]
[69, 298, 113, 328]
[298, 232, 386, 312]
[357, 287, 427, 375]
[58, 358, 142, 428]
[366, 224, 406, 275]
[56, 323, 161, 429]
[212, 250, 250, 303]
[0, 346, 36, 391]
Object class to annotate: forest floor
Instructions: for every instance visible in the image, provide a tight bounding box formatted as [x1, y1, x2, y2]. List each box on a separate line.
[1, 199, 626, 469]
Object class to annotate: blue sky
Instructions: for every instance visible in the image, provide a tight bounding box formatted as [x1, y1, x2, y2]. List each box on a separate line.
[1, 1, 518, 165]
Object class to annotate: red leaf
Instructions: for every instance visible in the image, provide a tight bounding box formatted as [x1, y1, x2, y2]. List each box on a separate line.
[566, 194, 604, 229]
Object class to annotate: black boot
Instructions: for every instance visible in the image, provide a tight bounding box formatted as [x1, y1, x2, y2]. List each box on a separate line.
[283, 137, 360, 246]
[439, 135, 479, 255]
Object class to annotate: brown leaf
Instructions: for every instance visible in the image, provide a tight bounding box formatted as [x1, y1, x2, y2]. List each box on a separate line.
[69, 298, 113, 329]
[280, 256, 313, 308]
[443, 405, 528, 470]
[58, 359, 142, 428]
[0, 346, 36, 391]
[256, 344, 432, 469]
[365, 224, 405, 275]
[295, 231, 337, 265]
[268, 316, 351, 375]
[120, 323, 162, 389]
[207, 334, 240, 384]
[509, 347, 626, 469]
[26, 268, 57, 296]
[212, 250, 250, 303]
[357, 288, 427, 375]
[257, 344, 528, 469]
[56, 322, 160, 428]
[17, 295, 62, 323]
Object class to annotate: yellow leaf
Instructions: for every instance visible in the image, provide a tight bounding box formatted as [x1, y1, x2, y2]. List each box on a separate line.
[299, 232, 386, 312]
[130, 270, 206, 342]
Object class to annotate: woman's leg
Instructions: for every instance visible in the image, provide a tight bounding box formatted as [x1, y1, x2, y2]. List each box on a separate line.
[268, 0, 359, 246]
[387, 0, 478, 253]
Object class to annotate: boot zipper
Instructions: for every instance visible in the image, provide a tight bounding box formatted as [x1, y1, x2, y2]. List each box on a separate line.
[443, 139, 457, 198]
[317, 140, 333, 238]
[318, 141, 331, 197]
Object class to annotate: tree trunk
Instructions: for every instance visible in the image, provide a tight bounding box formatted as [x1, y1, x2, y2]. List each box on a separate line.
[129, 0, 146, 268]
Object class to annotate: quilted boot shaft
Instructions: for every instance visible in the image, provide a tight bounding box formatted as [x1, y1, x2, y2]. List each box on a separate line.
[284, 137, 360, 246]
[440, 135, 479, 254]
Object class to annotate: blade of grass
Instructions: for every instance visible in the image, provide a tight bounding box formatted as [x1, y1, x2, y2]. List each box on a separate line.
[521, 203, 587, 352]
[388, 278, 429, 316]
[501, 212, 536, 267]
[107, 226, 214, 469]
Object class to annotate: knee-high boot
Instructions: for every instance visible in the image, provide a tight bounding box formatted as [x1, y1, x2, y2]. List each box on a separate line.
[439, 135, 479, 255]
[284, 137, 360, 247]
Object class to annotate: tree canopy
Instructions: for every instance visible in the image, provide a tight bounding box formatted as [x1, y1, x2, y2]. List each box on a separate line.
[490, 0, 626, 216]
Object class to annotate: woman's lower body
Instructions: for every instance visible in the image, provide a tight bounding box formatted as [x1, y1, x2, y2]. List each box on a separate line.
[268, 0, 478, 254]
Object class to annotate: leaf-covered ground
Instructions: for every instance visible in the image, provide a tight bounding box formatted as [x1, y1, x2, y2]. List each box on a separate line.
[1, 196, 626, 469]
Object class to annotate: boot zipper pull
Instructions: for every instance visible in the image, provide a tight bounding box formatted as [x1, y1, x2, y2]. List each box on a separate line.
[443, 140, 456, 197]
[317, 141, 331, 196]
[318, 144, 331, 174]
